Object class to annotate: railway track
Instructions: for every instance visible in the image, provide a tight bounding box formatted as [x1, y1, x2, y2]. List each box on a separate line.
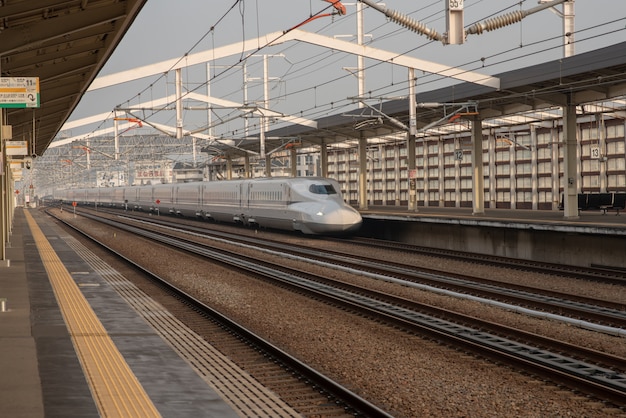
[80, 207, 626, 332]
[52, 207, 626, 409]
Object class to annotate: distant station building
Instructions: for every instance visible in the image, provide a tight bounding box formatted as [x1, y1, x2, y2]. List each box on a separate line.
[173, 162, 204, 183]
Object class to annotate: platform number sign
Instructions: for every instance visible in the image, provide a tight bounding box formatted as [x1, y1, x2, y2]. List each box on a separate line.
[590, 146, 601, 159]
[449, 0, 464, 11]
[0, 77, 40, 108]
[454, 149, 464, 161]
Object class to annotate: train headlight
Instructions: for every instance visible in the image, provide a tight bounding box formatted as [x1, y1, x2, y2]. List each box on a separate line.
[316, 211, 324, 216]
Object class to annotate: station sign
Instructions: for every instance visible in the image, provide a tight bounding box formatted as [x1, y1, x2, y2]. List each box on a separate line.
[5, 140, 28, 156]
[9, 160, 24, 170]
[9, 161, 23, 180]
[590, 146, 600, 159]
[0, 77, 40, 108]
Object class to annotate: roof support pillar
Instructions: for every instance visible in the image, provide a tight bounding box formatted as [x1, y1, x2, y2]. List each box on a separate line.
[563, 94, 579, 218]
[1, 109, 16, 263]
[320, 139, 328, 178]
[1, 109, 8, 263]
[407, 68, 417, 212]
[244, 153, 251, 178]
[597, 114, 607, 192]
[530, 125, 539, 210]
[358, 136, 368, 210]
[290, 147, 297, 177]
[1, 163, 8, 262]
[471, 114, 485, 215]
[265, 155, 272, 177]
[226, 156, 233, 180]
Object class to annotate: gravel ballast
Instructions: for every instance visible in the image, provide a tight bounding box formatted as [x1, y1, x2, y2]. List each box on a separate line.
[55, 210, 626, 418]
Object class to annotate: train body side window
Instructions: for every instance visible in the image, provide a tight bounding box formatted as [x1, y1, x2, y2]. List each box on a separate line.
[309, 184, 337, 195]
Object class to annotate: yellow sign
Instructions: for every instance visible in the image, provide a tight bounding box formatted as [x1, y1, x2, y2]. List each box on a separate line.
[5, 141, 28, 156]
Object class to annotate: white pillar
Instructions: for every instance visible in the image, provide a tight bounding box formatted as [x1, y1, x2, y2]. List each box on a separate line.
[358, 136, 368, 210]
[472, 115, 485, 215]
[563, 1, 575, 58]
[408, 68, 417, 211]
[175, 68, 183, 139]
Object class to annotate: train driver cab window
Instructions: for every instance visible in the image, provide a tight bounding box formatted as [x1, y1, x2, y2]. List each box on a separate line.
[309, 184, 337, 195]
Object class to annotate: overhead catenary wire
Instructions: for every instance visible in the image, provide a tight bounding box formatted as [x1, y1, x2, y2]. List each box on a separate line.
[110, 1, 348, 134]
[59, 1, 625, 152]
[220, 0, 583, 135]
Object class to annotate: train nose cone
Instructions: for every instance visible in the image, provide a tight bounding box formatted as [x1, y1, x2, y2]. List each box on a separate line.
[315, 204, 362, 233]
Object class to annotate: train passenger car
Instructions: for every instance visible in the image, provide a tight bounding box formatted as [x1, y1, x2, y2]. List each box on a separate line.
[84, 188, 100, 206]
[125, 184, 153, 212]
[198, 180, 244, 223]
[54, 177, 362, 235]
[111, 187, 125, 208]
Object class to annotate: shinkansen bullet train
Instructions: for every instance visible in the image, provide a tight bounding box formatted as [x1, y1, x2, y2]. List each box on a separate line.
[55, 177, 362, 235]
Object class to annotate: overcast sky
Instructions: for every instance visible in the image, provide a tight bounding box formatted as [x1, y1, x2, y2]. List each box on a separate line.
[61, 0, 626, 141]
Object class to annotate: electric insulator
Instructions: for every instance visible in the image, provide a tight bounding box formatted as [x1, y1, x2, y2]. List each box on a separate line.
[386, 9, 442, 41]
[468, 10, 526, 34]
[417, 102, 442, 108]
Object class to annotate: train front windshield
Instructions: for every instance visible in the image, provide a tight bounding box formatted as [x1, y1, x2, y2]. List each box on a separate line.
[309, 184, 337, 195]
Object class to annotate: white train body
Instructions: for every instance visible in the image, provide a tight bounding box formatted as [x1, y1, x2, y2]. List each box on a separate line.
[55, 177, 362, 235]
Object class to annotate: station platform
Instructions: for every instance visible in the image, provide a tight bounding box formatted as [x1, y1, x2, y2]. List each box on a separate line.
[361, 204, 626, 233]
[0, 209, 242, 418]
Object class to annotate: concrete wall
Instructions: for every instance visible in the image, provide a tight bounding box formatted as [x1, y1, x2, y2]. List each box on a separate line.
[359, 218, 626, 270]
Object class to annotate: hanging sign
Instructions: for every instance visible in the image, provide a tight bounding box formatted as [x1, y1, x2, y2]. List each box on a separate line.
[0, 77, 40, 108]
[5, 141, 28, 156]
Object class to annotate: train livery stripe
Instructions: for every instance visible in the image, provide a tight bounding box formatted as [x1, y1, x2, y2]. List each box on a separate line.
[24, 211, 161, 418]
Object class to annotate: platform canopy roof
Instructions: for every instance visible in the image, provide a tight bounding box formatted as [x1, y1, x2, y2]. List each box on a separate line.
[217, 41, 626, 159]
[0, 0, 147, 156]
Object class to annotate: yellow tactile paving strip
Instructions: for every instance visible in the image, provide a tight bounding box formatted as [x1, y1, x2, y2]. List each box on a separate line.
[24, 211, 161, 418]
